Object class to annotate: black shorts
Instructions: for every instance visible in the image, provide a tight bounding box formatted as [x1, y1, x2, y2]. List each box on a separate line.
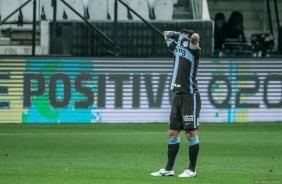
[169, 93, 201, 131]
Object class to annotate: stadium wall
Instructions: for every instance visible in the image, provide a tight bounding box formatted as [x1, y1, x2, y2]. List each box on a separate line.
[0, 58, 281, 123]
[50, 20, 214, 57]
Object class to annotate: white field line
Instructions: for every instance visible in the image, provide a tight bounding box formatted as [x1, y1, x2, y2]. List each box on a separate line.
[0, 131, 272, 136]
[0, 132, 165, 136]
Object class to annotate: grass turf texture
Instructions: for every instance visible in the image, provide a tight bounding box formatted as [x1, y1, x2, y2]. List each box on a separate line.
[0, 123, 281, 184]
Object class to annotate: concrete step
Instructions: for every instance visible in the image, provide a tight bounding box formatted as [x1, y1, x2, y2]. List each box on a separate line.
[172, 0, 192, 20]
[172, 12, 193, 19]
[0, 46, 48, 55]
[0, 24, 40, 32]
[173, 6, 190, 12]
[11, 33, 40, 41]
[0, 37, 11, 45]
[0, 24, 41, 46]
[11, 40, 40, 46]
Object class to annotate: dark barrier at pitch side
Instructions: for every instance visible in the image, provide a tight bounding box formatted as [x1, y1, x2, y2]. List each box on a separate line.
[50, 20, 213, 57]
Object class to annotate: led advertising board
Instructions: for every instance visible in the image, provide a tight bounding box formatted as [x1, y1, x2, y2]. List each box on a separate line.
[0, 59, 281, 123]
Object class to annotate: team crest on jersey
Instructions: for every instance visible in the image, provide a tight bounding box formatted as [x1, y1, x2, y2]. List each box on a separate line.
[182, 41, 189, 47]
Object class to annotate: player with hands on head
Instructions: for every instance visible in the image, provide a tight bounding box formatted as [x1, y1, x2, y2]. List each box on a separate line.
[151, 29, 201, 178]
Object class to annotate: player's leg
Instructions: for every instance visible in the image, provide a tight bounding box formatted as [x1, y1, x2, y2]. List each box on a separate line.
[151, 130, 180, 177]
[165, 94, 182, 172]
[165, 129, 180, 171]
[151, 95, 182, 177]
[186, 130, 199, 173]
[178, 130, 199, 177]
[178, 93, 201, 177]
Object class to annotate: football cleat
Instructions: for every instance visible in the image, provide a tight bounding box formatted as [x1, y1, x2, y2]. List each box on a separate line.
[151, 168, 175, 176]
[178, 169, 197, 177]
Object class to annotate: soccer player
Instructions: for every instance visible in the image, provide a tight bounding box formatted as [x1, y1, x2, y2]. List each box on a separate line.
[151, 29, 201, 177]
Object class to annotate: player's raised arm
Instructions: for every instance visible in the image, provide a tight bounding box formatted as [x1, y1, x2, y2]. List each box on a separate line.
[189, 33, 200, 49]
[163, 31, 172, 45]
[163, 31, 180, 45]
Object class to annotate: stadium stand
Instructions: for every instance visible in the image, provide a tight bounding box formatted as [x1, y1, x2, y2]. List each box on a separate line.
[127, 0, 150, 20]
[87, 0, 108, 20]
[64, 0, 85, 20]
[172, 0, 193, 19]
[202, 0, 210, 20]
[0, 0, 1, 22]
[153, 0, 174, 20]
[108, 0, 128, 20]
[147, 0, 155, 19]
[41, 0, 65, 20]
[65, 20, 213, 57]
[0, 0, 214, 57]
[21, 0, 41, 23]
[0, 0, 21, 23]
[208, 0, 282, 57]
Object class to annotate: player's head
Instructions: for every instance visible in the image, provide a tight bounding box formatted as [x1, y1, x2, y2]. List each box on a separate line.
[180, 29, 195, 38]
[214, 12, 225, 28]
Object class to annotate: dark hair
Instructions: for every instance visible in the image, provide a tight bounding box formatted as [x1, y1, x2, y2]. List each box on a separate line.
[180, 29, 195, 36]
[215, 12, 225, 20]
[228, 11, 243, 25]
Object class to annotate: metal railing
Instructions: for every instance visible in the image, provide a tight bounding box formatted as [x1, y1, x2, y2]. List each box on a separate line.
[51, 0, 121, 56]
[0, 0, 36, 56]
[266, 0, 281, 34]
[115, 0, 165, 56]
[54, 0, 165, 56]
[0, 0, 166, 57]
[0, 0, 122, 57]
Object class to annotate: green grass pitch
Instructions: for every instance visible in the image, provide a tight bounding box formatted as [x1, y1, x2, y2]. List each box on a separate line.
[0, 123, 281, 184]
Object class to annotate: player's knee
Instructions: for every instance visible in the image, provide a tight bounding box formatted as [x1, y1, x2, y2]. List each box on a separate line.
[185, 130, 197, 139]
[167, 130, 179, 138]
[185, 132, 192, 139]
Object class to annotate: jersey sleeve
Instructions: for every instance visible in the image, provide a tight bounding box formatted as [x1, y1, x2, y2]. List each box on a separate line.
[190, 47, 201, 58]
[167, 40, 177, 52]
